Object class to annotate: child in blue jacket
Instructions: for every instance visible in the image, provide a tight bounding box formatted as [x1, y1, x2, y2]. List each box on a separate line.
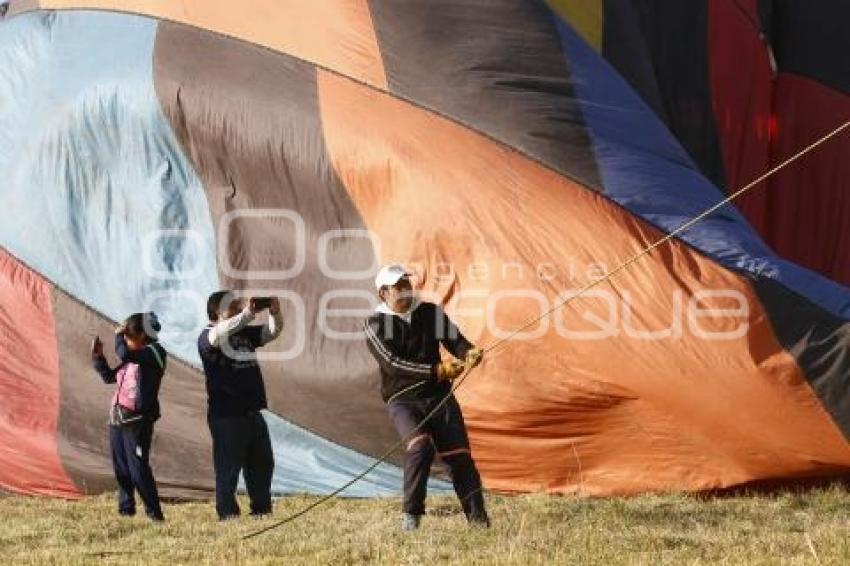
[91, 312, 167, 521]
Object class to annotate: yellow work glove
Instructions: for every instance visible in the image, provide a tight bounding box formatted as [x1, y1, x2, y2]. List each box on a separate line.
[435, 360, 465, 382]
[465, 347, 484, 369]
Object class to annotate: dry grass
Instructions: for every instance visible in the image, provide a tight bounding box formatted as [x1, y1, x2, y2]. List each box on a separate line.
[1, 486, 850, 564]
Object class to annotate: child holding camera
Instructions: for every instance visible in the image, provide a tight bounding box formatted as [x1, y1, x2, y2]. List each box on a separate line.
[91, 312, 167, 521]
[198, 292, 283, 520]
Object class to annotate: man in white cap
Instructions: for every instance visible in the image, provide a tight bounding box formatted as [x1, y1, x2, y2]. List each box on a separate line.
[363, 264, 489, 531]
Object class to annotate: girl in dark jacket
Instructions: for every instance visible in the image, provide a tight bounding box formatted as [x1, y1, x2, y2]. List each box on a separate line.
[91, 312, 167, 521]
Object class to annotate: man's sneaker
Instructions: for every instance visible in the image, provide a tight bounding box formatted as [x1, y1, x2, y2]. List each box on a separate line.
[468, 514, 490, 528]
[401, 513, 421, 531]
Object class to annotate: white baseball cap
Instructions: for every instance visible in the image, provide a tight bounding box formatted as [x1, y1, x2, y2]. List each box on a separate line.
[374, 264, 411, 290]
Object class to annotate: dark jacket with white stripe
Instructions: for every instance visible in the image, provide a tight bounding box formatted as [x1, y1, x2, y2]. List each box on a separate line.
[364, 301, 474, 403]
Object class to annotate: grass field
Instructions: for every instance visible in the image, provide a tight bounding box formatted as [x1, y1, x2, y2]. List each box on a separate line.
[1, 486, 849, 564]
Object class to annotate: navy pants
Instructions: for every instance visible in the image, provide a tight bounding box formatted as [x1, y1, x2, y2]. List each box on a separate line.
[208, 411, 275, 519]
[388, 396, 487, 523]
[109, 420, 163, 519]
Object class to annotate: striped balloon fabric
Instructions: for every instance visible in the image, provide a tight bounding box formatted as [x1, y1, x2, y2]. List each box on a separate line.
[0, 0, 848, 499]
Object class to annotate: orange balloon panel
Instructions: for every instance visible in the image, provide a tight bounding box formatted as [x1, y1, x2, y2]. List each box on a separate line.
[316, 69, 850, 494]
[0, 248, 79, 497]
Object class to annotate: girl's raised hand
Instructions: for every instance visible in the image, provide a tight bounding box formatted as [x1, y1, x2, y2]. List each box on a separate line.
[90, 336, 103, 360]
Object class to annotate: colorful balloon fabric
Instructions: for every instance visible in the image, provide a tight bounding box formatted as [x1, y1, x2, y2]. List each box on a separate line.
[0, 1, 848, 499]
